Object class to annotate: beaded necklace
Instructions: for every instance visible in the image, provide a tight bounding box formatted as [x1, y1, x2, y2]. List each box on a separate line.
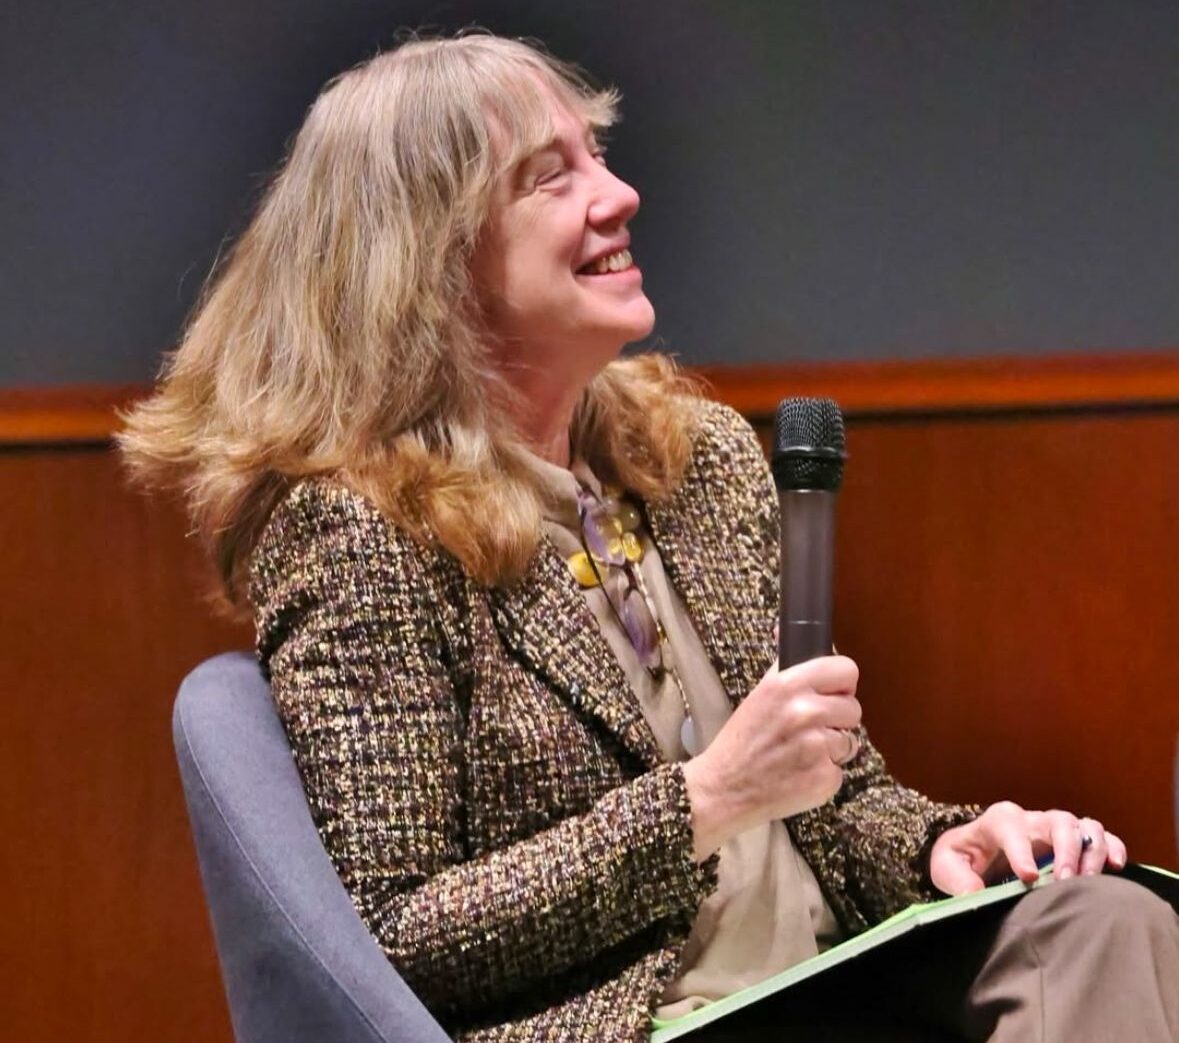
[566, 482, 700, 756]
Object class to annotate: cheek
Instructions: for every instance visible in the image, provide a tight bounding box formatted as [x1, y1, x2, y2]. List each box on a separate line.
[505, 244, 577, 309]
[474, 205, 586, 324]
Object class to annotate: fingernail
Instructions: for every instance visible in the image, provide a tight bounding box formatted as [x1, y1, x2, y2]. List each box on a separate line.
[1058, 866, 1074, 880]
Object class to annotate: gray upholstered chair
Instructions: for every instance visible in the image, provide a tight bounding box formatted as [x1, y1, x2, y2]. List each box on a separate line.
[173, 651, 452, 1043]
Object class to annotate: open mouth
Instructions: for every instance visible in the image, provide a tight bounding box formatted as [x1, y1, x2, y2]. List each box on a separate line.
[576, 248, 634, 275]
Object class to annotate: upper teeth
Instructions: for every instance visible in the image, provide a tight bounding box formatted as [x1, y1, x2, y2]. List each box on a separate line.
[588, 249, 632, 274]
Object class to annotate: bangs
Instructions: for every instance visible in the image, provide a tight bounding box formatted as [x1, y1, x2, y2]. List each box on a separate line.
[467, 45, 620, 174]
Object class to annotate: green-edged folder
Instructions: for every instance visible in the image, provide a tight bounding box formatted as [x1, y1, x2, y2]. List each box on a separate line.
[651, 863, 1178, 1041]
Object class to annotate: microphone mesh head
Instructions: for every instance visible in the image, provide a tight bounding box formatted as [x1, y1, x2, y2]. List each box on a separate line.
[772, 397, 846, 491]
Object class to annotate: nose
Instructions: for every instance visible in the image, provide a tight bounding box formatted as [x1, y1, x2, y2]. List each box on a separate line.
[587, 164, 640, 228]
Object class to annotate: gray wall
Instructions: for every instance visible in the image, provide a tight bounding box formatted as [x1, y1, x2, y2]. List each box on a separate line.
[3, 0, 1177, 386]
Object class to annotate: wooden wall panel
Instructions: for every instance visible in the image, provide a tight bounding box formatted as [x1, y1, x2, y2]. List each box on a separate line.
[697, 350, 1179, 416]
[829, 410, 1179, 863]
[0, 447, 247, 1043]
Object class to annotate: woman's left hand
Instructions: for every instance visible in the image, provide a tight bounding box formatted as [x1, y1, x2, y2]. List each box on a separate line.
[929, 800, 1128, 895]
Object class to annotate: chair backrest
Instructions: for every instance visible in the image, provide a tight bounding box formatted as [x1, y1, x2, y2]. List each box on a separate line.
[173, 652, 451, 1043]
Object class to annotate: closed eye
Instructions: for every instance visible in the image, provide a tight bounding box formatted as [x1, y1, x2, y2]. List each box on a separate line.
[534, 164, 568, 186]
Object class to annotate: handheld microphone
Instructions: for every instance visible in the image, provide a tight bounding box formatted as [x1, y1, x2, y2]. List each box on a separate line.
[772, 397, 846, 668]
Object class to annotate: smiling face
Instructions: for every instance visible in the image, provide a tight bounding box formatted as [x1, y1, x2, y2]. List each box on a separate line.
[471, 91, 656, 386]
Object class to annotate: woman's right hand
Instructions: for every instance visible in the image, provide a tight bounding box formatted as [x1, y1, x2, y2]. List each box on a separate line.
[681, 655, 861, 861]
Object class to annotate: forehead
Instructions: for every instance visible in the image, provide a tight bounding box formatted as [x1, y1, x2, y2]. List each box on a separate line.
[480, 66, 613, 173]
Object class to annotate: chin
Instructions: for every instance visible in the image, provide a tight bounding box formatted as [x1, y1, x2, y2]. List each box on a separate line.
[569, 300, 656, 358]
[615, 299, 656, 342]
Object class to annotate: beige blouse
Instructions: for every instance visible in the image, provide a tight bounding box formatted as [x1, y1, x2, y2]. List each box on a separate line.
[524, 453, 842, 1019]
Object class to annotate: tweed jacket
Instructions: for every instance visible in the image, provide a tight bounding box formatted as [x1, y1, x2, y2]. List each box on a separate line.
[250, 399, 977, 1042]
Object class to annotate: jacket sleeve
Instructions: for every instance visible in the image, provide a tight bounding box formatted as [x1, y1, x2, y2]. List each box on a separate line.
[814, 734, 982, 928]
[249, 481, 716, 1022]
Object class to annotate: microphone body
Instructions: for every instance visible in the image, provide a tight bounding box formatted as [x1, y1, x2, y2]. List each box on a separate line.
[778, 488, 836, 668]
[772, 398, 846, 669]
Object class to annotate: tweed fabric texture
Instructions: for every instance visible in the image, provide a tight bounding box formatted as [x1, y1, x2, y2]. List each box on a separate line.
[250, 399, 979, 1041]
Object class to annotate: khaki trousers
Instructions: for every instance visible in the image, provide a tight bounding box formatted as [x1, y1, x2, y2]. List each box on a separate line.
[693, 875, 1179, 1042]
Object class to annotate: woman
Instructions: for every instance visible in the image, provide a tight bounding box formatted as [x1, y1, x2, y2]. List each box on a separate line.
[122, 34, 1177, 1041]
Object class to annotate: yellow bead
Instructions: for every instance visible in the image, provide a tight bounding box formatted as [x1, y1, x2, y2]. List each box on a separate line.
[621, 531, 643, 563]
[567, 552, 602, 588]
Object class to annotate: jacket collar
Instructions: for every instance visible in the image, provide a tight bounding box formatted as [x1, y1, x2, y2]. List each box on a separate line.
[645, 477, 775, 713]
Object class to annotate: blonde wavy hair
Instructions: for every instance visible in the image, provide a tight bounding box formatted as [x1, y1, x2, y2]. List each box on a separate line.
[120, 33, 701, 603]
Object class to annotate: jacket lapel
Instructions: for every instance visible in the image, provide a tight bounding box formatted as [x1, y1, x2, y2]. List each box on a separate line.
[489, 536, 662, 770]
[646, 474, 777, 710]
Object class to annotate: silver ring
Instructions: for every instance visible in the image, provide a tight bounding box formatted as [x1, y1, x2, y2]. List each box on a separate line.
[836, 729, 859, 765]
[1080, 834, 1094, 851]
